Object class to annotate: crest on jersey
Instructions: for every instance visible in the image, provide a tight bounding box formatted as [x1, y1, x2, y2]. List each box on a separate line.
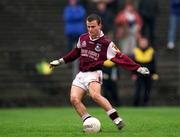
[95, 43, 102, 52]
[82, 41, 86, 47]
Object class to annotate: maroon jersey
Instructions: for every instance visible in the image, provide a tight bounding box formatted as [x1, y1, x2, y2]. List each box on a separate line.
[63, 31, 140, 72]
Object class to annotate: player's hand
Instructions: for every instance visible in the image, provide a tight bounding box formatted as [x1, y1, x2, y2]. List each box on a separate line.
[49, 58, 64, 69]
[137, 67, 150, 75]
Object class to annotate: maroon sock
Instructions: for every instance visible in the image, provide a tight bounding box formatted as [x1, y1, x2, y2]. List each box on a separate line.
[107, 108, 120, 121]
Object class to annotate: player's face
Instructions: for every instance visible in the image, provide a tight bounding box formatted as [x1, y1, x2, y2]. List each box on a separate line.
[86, 20, 101, 39]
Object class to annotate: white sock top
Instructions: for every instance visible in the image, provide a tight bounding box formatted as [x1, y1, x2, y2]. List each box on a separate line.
[106, 108, 116, 115]
[81, 113, 91, 121]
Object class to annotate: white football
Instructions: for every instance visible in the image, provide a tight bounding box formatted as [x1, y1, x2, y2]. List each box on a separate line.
[83, 117, 101, 133]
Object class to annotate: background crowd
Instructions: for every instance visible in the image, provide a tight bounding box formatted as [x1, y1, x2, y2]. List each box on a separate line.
[0, 0, 179, 107]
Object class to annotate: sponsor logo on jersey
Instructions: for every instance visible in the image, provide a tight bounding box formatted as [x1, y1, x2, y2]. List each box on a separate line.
[95, 43, 102, 52]
[82, 41, 86, 47]
[81, 49, 100, 60]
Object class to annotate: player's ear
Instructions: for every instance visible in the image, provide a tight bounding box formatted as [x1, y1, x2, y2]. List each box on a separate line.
[99, 23, 102, 29]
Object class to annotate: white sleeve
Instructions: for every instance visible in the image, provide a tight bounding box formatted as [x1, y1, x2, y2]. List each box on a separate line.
[76, 38, 81, 48]
[107, 42, 120, 60]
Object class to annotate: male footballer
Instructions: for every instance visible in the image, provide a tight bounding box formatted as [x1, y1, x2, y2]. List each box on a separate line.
[50, 14, 149, 129]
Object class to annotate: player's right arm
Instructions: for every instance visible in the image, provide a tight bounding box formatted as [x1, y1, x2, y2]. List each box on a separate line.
[50, 39, 81, 68]
[50, 47, 81, 68]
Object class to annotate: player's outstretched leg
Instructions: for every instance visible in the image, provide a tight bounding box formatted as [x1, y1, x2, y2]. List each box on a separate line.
[88, 82, 125, 129]
[70, 85, 91, 121]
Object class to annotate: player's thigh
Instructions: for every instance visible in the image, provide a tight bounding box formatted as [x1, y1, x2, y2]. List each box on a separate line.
[88, 82, 102, 96]
[70, 85, 85, 100]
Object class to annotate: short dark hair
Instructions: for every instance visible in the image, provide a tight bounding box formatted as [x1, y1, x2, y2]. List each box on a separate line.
[86, 14, 102, 25]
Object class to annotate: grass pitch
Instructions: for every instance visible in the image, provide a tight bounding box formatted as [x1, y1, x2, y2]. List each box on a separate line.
[0, 107, 179, 137]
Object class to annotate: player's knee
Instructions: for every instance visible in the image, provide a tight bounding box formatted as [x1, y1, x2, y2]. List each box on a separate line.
[90, 93, 102, 102]
[70, 96, 80, 106]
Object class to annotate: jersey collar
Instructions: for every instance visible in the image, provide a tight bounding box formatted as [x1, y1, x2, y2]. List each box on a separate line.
[89, 31, 104, 41]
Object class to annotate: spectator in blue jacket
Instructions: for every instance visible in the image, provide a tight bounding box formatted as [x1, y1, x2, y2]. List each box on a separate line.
[63, 0, 86, 51]
[167, 0, 180, 49]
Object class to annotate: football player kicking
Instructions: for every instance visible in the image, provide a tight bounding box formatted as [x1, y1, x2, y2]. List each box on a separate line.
[50, 14, 149, 130]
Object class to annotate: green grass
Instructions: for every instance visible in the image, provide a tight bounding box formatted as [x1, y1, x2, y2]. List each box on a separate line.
[0, 107, 180, 137]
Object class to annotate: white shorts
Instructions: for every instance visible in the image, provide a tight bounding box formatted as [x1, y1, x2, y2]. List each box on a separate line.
[72, 70, 103, 91]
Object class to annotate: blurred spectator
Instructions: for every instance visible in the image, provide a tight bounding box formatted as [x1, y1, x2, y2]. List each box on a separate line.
[35, 60, 59, 95]
[63, 0, 86, 78]
[36, 60, 53, 75]
[102, 60, 121, 106]
[131, 37, 159, 106]
[63, 0, 86, 51]
[91, 0, 120, 15]
[95, 1, 114, 35]
[106, 0, 121, 15]
[167, 0, 180, 49]
[138, 0, 159, 47]
[115, 3, 143, 56]
[94, 2, 120, 106]
[77, 0, 88, 9]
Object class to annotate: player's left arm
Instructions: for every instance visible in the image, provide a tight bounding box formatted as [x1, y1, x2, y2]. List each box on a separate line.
[107, 42, 149, 75]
